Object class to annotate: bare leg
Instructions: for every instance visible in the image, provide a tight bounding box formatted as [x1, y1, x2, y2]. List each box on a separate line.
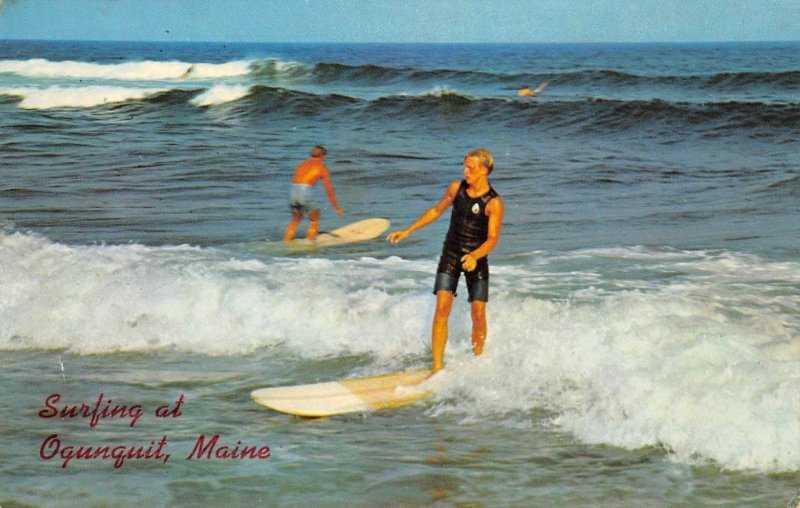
[307, 209, 321, 240]
[470, 300, 487, 355]
[431, 290, 454, 373]
[284, 211, 303, 242]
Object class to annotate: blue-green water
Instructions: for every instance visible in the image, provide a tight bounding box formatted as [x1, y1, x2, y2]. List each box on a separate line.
[1, 40, 799, 506]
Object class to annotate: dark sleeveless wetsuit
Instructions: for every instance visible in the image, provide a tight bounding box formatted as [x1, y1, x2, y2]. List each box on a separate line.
[433, 180, 499, 302]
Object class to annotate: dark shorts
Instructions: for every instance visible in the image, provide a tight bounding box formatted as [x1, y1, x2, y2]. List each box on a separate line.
[433, 249, 490, 302]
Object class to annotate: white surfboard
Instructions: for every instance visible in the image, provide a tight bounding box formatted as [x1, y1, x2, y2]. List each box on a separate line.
[286, 217, 390, 249]
[251, 369, 432, 417]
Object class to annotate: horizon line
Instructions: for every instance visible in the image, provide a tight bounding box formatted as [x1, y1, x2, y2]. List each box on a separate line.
[2, 38, 798, 45]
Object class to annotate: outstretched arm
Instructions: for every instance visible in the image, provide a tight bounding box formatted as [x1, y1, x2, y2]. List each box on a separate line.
[460, 196, 504, 272]
[387, 180, 460, 244]
[320, 165, 344, 215]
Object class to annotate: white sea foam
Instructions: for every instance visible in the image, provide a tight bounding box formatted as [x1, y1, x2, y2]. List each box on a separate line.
[1, 85, 167, 109]
[190, 85, 251, 106]
[1, 233, 798, 471]
[422, 86, 468, 98]
[396, 86, 468, 99]
[0, 233, 430, 357]
[184, 61, 253, 79]
[0, 58, 251, 80]
[432, 250, 800, 472]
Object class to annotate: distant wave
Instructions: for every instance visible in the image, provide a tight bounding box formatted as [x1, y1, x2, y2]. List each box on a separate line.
[420, 86, 472, 99]
[312, 62, 413, 84]
[4, 57, 799, 94]
[0, 85, 168, 109]
[0, 58, 251, 80]
[0, 57, 303, 82]
[2, 80, 799, 140]
[306, 61, 800, 90]
[705, 70, 800, 88]
[553, 98, 800, 134]
[364, 94, 800, 136]
[249, 58, 311, 80]
[237, 85, 359, 120]
[190, 85, 252, 107]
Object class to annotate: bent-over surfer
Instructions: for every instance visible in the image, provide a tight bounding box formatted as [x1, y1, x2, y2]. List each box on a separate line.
[284, 145, 344, 242]
[387, 148, 504, 373]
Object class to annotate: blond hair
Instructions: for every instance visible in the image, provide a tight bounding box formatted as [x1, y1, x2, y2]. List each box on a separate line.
[466, 147, 494, 174]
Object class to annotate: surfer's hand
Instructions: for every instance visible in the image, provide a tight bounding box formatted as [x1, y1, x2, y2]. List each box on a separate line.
[334, 206, 345, 216]
[461, 253, 477, 272]
[387, 229, 409, 245]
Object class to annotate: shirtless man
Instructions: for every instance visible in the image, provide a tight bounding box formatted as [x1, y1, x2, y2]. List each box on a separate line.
[284, 145, 344, 242]
[518, 82, 548, 97]
[387, 148, 504, 372]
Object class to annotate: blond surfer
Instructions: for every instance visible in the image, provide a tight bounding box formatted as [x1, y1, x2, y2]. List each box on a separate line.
[387, 148, 504, 373]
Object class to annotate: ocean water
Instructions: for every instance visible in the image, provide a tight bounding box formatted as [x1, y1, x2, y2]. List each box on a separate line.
[1, 40, 799, 507]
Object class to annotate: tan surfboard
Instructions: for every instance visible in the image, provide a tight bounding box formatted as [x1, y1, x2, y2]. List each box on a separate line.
[286, 217, 390, 249]
[251, 369, 432, 417]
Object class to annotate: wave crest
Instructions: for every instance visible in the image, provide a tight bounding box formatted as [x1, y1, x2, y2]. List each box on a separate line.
[0, 58, 250, 81]
[0, 85, 167, 109]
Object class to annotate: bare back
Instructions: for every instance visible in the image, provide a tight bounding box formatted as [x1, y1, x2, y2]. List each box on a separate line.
[291, 157, 327, 185]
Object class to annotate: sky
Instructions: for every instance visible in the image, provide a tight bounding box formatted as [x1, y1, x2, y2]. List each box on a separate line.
[0, 0, 798, 44]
